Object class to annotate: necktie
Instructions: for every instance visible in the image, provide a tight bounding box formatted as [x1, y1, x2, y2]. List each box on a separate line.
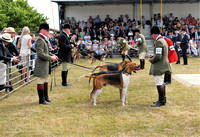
[4, 45, 7, 57]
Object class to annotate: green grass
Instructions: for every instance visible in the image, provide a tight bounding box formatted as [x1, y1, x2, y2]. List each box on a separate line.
[0, 57, 200, 136]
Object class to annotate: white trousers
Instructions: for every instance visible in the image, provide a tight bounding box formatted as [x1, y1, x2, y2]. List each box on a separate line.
[0, 61, 7, 85]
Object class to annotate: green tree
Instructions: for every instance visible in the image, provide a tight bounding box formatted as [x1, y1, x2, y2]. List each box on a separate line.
[0, 0, 48, 33]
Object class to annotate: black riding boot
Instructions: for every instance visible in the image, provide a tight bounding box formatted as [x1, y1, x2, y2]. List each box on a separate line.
[151, 85, 166, 107]
[164, 73, 171, 85]
[126, 55, 132, 62]
[122, 54, 125, 62]
[37, 84, 50, 105]
[62, 71, 71, 87]
[44, 82, 52, 102]
[140, 59, 145, 69]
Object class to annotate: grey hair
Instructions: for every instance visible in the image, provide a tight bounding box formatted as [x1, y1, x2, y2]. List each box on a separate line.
[19, 26, 30, 41]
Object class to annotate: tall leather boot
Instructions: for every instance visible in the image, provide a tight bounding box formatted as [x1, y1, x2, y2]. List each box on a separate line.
[62, 71, 71, 87]
[143, 59, 145, 69]
[126, 55, 132, 62]
[140, 59, 145, 69]
[44, 82, 52, 102]
[164, 73, 168, 84]
[168, 74, 171, 85]
[37, 84, 50, 105]
[151, 85, 165, 107]
[122, 54, 125, 62]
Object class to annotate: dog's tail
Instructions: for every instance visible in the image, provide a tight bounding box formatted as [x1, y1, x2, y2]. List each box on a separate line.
[85, 75, 96, 89]
[92, 65, 102, 73]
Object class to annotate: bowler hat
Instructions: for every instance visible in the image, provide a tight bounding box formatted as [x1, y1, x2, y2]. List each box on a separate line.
[63, 24, 70, 29]
[39, 23, 49, 31]
[4, 27, 15, 33]
[134, 29, 140, 33]
[150, 26, 160, 35]
[0, 33, 12, 43]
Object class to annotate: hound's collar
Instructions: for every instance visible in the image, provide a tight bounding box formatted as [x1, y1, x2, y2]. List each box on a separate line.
[123, 71, 132, 75]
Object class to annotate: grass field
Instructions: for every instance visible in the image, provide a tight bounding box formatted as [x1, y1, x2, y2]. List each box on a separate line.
[0, 57, 200, 136]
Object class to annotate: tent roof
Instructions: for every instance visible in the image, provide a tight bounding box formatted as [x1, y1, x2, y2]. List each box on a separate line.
[52, 0, 199, 5]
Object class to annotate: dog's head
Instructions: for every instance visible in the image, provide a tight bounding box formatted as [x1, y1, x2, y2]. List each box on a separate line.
[124, 62, 140, 74]
[121, 59, 131, 67]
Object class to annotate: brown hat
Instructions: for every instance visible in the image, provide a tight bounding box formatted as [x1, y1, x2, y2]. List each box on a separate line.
[4, 27, 15, 33]
[0, 33, 12, 42]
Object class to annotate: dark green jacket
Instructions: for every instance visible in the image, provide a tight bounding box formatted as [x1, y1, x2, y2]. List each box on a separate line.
[120, 38, 130, 51]
[34, 36, 52, 77]
[136, 34, 148, 54]
[149, 37, 171, 75]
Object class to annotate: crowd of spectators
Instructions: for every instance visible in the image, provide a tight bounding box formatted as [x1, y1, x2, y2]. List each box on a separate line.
[61, 13, 200, 57]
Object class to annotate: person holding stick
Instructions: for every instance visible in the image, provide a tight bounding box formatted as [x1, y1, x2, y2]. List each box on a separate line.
[34, 23, 58, 105]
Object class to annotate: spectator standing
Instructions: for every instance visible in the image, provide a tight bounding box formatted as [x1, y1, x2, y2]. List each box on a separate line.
[34, 23, 58, 105]
[174, 28, 182, 64]
[134, 29, 148, 69]
[149, 26, 171, 107]
[180, 28, 189, 65]
[17, 26, 32, 84]
[0, 33, 20, 91]
[106, 41, 114, 58]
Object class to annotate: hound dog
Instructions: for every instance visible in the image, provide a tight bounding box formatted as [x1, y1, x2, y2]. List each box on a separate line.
[74, 50, 92, 63]
[90, 52, 108, 66]
[91, 59, 131, 73]
[86, 62, 140, 106]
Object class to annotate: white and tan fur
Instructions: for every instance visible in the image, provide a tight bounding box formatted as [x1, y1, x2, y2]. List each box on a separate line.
[86, 62, 140, 106]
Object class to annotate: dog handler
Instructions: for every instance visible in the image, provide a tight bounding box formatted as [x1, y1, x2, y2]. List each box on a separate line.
[117, 36, 132, 62]
[34, 23, 58, 105]
[149, 26, 171, 107]
[58, 24, 74, 87]
[134, 29, 148, 69]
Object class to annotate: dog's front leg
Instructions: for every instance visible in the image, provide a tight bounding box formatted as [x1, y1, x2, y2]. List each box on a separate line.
[122, 88, 127, 106]
[93, 88, 102, 106]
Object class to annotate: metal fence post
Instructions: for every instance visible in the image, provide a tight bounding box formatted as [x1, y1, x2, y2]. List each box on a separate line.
[6, 62, 11, 98]
[26, 54, 30, 85]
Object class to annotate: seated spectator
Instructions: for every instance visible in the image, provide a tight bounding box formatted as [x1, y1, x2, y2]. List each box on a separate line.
[65, 17, 71, 24]
[91, 28, 97, 40]
[106, 40, 114, 58]
[97, 28, 104, 38]
[105, 14, 111, 25]
[169, 13, 174, 22]
[109, 28, 115, 37]
[188, 36, 198, 57]
[79, 20, 86, 29]
[187, 13, 193, 22]
[88, 16, 93, 23]
[84, 32, 92, 45]
[86, 20, 92, 29]
[123, 14, 129, 23]
[103, 27, 110, 38]
[71, 17, 76, 26]
[79, 28, 85, 40]
[118, 14, 123, 23]
[77, 40, 86, 52]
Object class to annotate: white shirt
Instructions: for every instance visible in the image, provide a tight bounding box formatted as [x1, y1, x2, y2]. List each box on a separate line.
[20, 35, 32, 55]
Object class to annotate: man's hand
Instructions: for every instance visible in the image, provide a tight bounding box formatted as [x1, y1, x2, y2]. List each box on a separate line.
[51, 55, 58, 61]
[12, 57, 20, 63]
[148, 54, 153, 62]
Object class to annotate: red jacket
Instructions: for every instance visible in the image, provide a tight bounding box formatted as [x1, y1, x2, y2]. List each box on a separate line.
[164, 37, 178, 63]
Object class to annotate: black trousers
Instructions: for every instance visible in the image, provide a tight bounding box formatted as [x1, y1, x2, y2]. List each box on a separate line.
[175, 45, 180, 63]
[182, 49, 188, 65]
